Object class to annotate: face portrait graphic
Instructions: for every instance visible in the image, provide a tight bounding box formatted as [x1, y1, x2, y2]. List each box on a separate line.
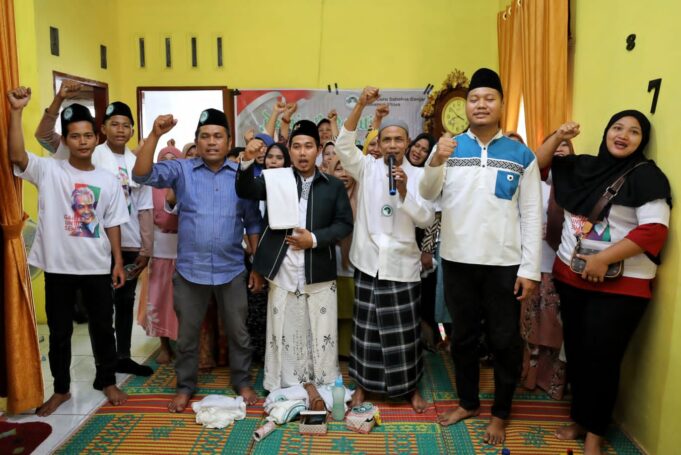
[69, 186, 100, 238]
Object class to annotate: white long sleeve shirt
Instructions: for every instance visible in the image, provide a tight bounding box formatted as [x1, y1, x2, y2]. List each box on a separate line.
[335, 126, 435, 283]
[419, 130, 542, 281]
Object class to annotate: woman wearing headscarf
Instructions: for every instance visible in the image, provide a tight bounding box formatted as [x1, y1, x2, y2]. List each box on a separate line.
[536, 111, 671, 455]
[362, 129, 381, 159]
[519, 136, 574, 400]
[142, 145, 182, 364]
[320, 141, 336, 173]
[405, 133, 440, 350]
[246, 143, 292, 363]
[263, 143, 291, 170]
[327, 154, 357, 357]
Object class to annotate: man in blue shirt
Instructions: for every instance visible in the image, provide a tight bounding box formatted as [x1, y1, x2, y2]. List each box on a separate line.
[133, 109, 263, 412]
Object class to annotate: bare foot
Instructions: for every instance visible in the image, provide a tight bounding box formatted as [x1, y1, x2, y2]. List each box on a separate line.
[156, 348, 172, 365]
[409, 389, 428, 413]
[239, 385, 258, 406]
[555, 422, 587, 440]
[483, 416, 506, 445]
[168, 392, 191, 413]
[103, 385, 128, 406]
[584, 432, 604, 455]
[438, 406, 480, 426]
[36, 392, 71, 417]
[350, 386, 365, 409]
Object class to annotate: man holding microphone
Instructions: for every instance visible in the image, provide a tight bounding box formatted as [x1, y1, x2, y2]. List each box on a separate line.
[335, 87, 435, 413]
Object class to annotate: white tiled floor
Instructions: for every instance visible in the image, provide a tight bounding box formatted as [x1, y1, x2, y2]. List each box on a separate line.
[6, 320, 159, 455]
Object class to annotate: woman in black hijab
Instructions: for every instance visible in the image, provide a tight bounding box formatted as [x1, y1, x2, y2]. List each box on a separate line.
[405, 133, 436, 167]
[535, 111, 671, 455]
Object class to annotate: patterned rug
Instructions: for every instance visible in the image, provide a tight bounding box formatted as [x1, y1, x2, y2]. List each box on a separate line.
[55, 352, 643, 454]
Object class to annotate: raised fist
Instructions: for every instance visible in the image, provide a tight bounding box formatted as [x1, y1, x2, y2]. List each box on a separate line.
[556, 121, 580, 141]
[282, 102, 298, 121]
[374, 104, 389, 119]
[327, 109, 338, 121]
[153, 114, 177, 137]
[430, 133, 457, 167]
[272, 97, 287, 115]
[58, 80, 82, 99]
[359, 86, 380, 106]
[243, 137, 262, 162]
[7, 87, 31, 110]
[243, 128, 256, 143]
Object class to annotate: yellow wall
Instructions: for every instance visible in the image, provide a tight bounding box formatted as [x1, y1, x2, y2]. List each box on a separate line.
[14, 0, 500, 322]
[112, 0, 499, 145]
[14, 0, 120, 322]
[571, 1, 681, 453]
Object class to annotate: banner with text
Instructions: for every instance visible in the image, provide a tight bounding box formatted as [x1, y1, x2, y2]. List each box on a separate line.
[235, 89, 427, 146]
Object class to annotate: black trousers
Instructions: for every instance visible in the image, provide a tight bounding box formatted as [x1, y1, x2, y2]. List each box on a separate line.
[555, 281, 648, 436]
[442, 260, 522, 419]
[44, 272, 117, 393]
[420, 269, 438, 332]
[111, 250, 140, 359]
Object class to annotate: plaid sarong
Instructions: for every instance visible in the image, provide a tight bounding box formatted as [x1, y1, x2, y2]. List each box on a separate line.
[349, 269, 423, 397]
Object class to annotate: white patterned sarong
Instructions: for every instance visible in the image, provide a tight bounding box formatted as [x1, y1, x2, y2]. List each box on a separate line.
[263, 280, 340, 391]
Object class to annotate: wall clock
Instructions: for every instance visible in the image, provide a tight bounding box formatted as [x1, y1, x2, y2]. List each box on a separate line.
[422, 69, 469, 137]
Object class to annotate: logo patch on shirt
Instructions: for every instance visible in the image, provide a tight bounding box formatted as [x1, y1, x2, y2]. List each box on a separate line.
[381, 204, 393, 217]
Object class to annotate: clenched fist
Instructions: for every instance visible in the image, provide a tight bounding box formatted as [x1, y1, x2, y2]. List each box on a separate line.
[555, 121, 580, 141]
[359, 86, 380, 106]
[7, 87, 31, 110]
[374, 103, 390, 119]
[272, 97, 287, 115]
[152, 114, 177, 137]
[58, 80, 82, 99]
[430, 133, 457, 167]
[243, 137, 262, 162]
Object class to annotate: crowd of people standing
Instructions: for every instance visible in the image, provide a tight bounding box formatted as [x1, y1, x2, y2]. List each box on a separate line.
[6, 66, 671, 455]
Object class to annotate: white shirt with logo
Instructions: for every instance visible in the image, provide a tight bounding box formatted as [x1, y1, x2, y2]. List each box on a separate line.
[15, 153, 129, 275]
[335, 127, 435, 283]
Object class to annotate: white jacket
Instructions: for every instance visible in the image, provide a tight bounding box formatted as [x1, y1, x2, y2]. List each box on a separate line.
[335, 126, 435, 283]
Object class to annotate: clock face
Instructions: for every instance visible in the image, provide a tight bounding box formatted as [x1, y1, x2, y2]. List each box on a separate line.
[441, 97, 468, 135]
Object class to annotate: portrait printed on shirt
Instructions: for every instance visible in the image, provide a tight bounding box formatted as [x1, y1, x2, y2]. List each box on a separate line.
[118, 166, 132, 214]
[570, 206, 612, 242]
[65, 183, 101, 238]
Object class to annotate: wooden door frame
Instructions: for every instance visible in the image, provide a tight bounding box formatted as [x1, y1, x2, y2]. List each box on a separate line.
[53, 71, 109, 143]
[135, 86, 234, 143]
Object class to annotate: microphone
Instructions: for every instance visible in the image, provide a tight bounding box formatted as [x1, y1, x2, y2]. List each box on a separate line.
[388, 154, 396, 196]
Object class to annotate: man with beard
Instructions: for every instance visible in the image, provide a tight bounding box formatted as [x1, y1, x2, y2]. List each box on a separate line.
[335, 87, 435, 413]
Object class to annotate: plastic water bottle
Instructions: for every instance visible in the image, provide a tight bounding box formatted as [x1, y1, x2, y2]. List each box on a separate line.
[332, 376, 345, 420]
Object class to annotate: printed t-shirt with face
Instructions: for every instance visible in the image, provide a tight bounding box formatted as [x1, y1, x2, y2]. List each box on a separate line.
[14, 153, 129, 275]
[112, 153, 153, 249]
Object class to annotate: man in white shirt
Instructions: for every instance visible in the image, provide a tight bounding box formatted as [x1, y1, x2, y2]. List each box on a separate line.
[8, 87, 129, 416]
[419, 68, 542, 445]
[96, 102, 154, 377]
[34, 99, 154, 377]
[335, 87, 435, 413]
